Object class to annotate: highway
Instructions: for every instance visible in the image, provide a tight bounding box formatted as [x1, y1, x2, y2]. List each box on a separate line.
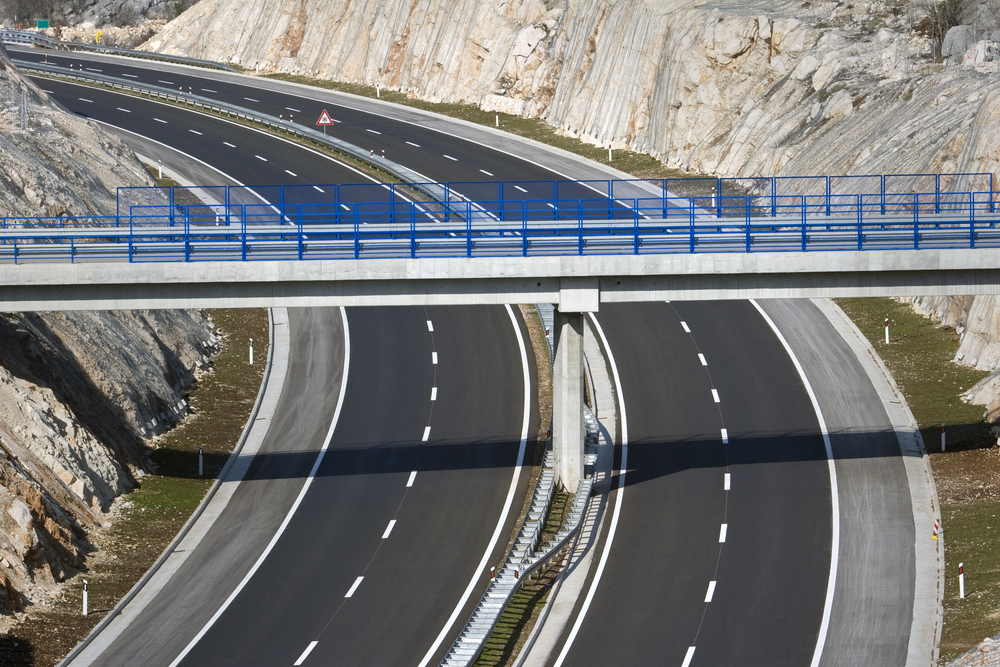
[19, 49, 927, 667]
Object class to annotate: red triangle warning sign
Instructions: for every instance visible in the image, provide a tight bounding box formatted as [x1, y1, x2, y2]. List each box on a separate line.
[316, 109, 334, 126]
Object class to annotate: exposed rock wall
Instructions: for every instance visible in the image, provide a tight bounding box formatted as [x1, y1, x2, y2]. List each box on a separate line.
[0, 43, 217, 615]
[144, 0, 1000, 180]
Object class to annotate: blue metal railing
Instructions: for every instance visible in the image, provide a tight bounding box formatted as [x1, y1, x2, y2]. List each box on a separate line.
[0, 173, 996, 264]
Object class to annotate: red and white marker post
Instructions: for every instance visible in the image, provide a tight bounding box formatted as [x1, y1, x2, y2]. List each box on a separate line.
[885, 317, 890, 344]
[490, 566, 495, 582]
[959, 562, 965, 598]
[941, 423, 946, 452]
[933, 518, 940, 539]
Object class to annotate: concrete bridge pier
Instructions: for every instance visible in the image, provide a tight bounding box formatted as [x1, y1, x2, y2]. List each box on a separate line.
[551, 278, 599, 494]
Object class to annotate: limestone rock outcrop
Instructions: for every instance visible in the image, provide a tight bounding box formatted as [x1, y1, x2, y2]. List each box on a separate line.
[0, 43, 217, 616]
[144, 0, 1000, 180]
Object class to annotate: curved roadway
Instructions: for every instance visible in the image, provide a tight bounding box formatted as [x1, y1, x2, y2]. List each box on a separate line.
[19, 49, 927, 667]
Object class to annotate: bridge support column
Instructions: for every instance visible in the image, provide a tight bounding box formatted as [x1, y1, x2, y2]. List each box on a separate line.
[552, 278, 599, 494]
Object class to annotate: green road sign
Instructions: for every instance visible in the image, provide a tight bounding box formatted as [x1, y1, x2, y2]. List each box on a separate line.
[36, 20, 49, 29]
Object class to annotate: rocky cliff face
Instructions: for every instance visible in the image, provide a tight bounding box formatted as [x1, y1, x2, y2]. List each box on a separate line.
[145, 0, 1000, 180]
[0, 43, 217, 616]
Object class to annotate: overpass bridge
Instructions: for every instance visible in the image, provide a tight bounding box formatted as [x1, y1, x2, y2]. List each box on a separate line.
[2, 173, 998, 492]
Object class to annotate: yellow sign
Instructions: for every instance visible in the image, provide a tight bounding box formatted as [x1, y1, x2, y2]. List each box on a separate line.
[95, 31, 102, 44]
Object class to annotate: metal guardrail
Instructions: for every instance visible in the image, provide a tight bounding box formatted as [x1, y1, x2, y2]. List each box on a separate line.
[439, 410, 599, 667]
[1, 28, 239, 72]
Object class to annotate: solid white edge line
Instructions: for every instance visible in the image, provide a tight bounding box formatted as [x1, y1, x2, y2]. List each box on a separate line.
[681, 646, 696, 667]
[719, 523, 728, 543]
[406, 470, 417, 487]
[705, 581, 717, 603]
[166, 307, 351, 667]
[552, 312, 628, 667]
[422, 426, 431, 442]
[293, 640, 318, 666]
[382, 520, 397, 539]
[750, 299, 839, 667]
[415, 304, 529, 667]
[345, 576, 364, 598]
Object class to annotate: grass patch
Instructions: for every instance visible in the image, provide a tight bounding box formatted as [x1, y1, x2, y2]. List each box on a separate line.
[836, 297, 998, 661]
[265, 73, 695, 182]
[3, 308, 268, 667]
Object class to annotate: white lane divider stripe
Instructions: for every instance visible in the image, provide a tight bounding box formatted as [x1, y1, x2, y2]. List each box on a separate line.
[285, 106, 301, 112]
[705, 580, 717, 602]
[154, 118, 167, 123]
[223, 141, 236, 148]
[698, 353, 707, 366]
[432, 352, 438, 364]
[721, 428, 728, 443]
[202, 88, 218, 93]
[189, 129, 203, 135]
[86, 67, 102, 72]
[406, 470, 417, 487]
[294, 641, 318, 666]
[79, 98, 93, 103]
[167, 308, 352, 667]
[552, 313, 628, 667]
[724, 473, 731, 490]
[719, 523, 728, 543]
[443, 154, 458, 161]
[122, 73, 137, 78]
[681, 321, 691, 332]
[430, 387, 437, 401]
[681, 646, 696, 667]
[313, 186, 325, 193]
[158, 80, 174, 85]
[382, 520, 397, 539]
[416, 304, 531, 667]
[406, 141, 421, 147]
[344, 576, 364, 598]
[422, 426, 431, 442]
[255, 155, 268, 161]
[244, 96, 259, 102]
[116, 107, 131, 113]
[285, 170, 297, 177]
[340, 204, 350, 211]
[711, 389, 720, 403]
[480, 169, 493, 176]
[514, 185, 528, 193]
[750, 299, 839, 667]
[366, 128, 382, 134]
[426, 320, 434, 332]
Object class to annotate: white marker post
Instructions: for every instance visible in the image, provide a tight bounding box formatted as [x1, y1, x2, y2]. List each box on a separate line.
[941, 423, 946, 452]
[608, 145, 612, 161]
[885, 317, 890, 344]
[490, 566, 496, 582]
[376, 84, 380, 98]
[249, 338, 254, 365]
[199, 446, 203, 476]
[83, 580, 88, 616]
[959, 562, 965, 598]
[158, 160, 162, 180]
[495, 113, 499, 127]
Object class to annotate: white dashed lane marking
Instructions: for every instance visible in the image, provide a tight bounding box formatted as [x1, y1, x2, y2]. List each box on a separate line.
[223, 142, 236, 148]
[255, 155, 268, 161]
[698, 353, 707, 366]
[406, 141, 420, 147]
[382, 520, 396, 539]
[681, 321, 691, 333]
[293, 641, 318, 666]
[681, 646, 696, 667]
[406, 470, 417, 487]
[514, 185, 528, 193]
[366, 128, 382, 134]
[285, 170, 297, 177]
[426, 320, 434, 332]
[719, 524, 728, 543]
[202, 88, 218, 93]
[430, 387, 437, 401]
[122, 73, 137, 78]
[432, 352, 438, 365]
[313, 186, 325, 193]
[704, 581, 717, 603]
[344, 577, 364, 598]
[422, 426, 431, 442]
[724, 473, 731, 490]
[480, 170, 494, 176]
[711, 389, 720, 403]
[158, 80, 174, 85]
[189, 130, 203, 135]
[244, 97, 259, 103]
[721, 428, 728, 444]
[78, 98, 93, 103]
[116, 108, 131, 113]
[285, 106, 301, 112]
[443, 155, 458, 161]
[154, 118, 167, 123]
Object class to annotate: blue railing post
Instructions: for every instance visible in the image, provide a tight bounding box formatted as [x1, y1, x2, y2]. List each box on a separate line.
[353, 208, 360, 259]
[880, 175, 886, 215]
[913, 192, 919, 249]
[522, 201, 528, 257]
[970, 192, 976, 249]
[801, 196, 807, 251]
[578, 200, 584, 255]
[716, 178, 722, 219]
[856, 195, 862, 251]
[169, 186, 175, 228]
[184, 213, 190, 261]
[466, 199, 473, 257]
[825, 175, 831, 216]
[935, 174, 940, 214]
[689, 197, 696, 253]
[297, 204, 304, 260]
[633, 198, 639, 255]
[241, 207, 247, 261]
[226, 185, 231, 226]
[128, 210, 134, 262]
[771, 177, 776, 218]
[745, 196, 751, 252]
[410, 202, 416, 259]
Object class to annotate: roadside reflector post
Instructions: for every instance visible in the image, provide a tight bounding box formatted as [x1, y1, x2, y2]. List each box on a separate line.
[933, 518, 940, 539]
[960, 562, 965, 598]
[249, 338, 254, 365]
[608, 145, 612, 162]
[490, 566, 495, 582]
[495, 113, 499, 127]
[942, 423, 946, 452]
[885, 317, 889, 344]
[199, 446, 204, 476]
[82, 580, 88, 616]
[158, 160, 162, 180]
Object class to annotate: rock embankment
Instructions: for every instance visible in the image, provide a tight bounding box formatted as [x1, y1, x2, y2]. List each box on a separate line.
[144, 0, 1000, 179]
[0, 43, 217, 618]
